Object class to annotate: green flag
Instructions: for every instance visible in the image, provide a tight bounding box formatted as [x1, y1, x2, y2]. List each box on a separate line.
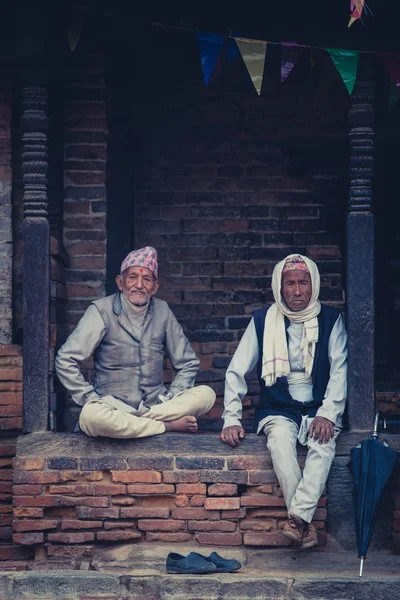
[327, 49, 359, 94]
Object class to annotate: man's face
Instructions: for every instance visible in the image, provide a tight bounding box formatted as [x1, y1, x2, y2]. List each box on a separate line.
[116, 266, 159, 306]
[281, 269, 312, 311]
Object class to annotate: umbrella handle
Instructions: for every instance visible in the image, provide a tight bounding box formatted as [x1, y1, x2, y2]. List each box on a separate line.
[372, 411, 381, 439]
[359, 557, 365, 577]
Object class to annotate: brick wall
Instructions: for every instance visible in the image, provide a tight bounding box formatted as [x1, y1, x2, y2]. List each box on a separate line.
[11, 446, 326, 564]
[62, 44, 108, 429]
[0, 345, 25, 567]
[0, 67, 13, 343]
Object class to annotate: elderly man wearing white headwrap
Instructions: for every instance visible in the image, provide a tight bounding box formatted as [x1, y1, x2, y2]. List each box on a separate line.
[221, 254, 347, 549]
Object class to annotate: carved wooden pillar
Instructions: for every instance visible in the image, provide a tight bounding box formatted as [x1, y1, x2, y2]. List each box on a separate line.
[22, 87, 50, 432]
[346, 78, 375, 431]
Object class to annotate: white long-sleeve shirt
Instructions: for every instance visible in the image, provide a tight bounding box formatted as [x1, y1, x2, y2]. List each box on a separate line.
[223, 314, 347, 429]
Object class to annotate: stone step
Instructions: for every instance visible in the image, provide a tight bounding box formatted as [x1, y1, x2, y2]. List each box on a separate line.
[0, 559, 400, 599]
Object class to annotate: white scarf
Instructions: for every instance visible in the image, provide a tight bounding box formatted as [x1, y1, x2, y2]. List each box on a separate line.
[261, 254, 321, 387]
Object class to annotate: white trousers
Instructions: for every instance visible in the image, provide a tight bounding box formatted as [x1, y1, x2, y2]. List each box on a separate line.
[80, 385, 216, 439]
[263, 415, 340, 523]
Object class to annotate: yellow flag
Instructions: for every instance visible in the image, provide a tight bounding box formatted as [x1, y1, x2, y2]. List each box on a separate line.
[235, 37, 267, 95]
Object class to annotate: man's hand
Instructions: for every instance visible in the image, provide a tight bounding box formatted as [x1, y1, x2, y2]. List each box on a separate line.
[308, 416, 334, 444]
[221, 426, 245, 447]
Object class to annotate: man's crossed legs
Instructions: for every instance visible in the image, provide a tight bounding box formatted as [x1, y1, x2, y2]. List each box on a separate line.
[263, 415, 340, 549]
[79, 385, 216, 439]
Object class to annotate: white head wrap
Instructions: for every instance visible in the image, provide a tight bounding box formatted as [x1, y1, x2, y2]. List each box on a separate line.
[261, 254, 321, 387]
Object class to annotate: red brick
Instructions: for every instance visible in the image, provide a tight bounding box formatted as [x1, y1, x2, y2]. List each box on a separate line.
[0, 481, 12, 493]
[191, 495, 206, 507]
[314, 508, 327, 521]
[0, 368, 22, 381]
[241, 496, 286, 508]
[13, 508, 43, 518]
[13, 496, 58, 507]
[45, 508, 77, 518]
[208, 484, 238, 496]
[120, 507, 169, 519]
[48, 532, 95, 544]
[176, 483, 206, 495]
[145, 532, 193, 542]
[0, 458, 13, 467]
[138, 520, 185, 532]
[171, 507, 220, 520]
[12, 485, 43, 495]
[13, 519, 58, 532]
[60, 471, 103, 482]
[13, 533, 44, 545]
[0, 345, 22, 356]
[240, 519, 275, 531]
[96, 530, 142, 542]
[61, 520, 102, 530]
[0, 405, 22, 417]
[0, 417, 22, 429]
[13, 471, 59, 484]
[188, 520, 237, 532]
[195, 532, 242, 546]
[92, 484, 127, 496]
[243, 532, 292, 546]
[48, 484, 93, 495]
[140, 496, 176, 508]
[0, 392, 22, 405]
[249, 471, 278, 484]
[0, 515, 12, 527]
[204, 498, 240, 511]
[104, 521, 137, 530]
[245, 484, 274, 495]
[227, 456, 272, 470]
[59, 496, 109, 508]
[77, 507, 119, 519]
[111, 471, 161, 484]
[176, 495, 189, 507]
[163, 470, 200, 483]
[111, 496, 136, 506]
[47, 545, 94, 558]
[247, 509, 288, 519]
[126, 484, 174, 495]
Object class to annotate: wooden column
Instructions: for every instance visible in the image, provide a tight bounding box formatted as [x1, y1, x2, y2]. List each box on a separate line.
[22, 87, 50, 433]
[346, 77, 375, 431]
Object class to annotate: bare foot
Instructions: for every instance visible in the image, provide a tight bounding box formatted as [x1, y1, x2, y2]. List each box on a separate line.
[165, 416, 198, 433]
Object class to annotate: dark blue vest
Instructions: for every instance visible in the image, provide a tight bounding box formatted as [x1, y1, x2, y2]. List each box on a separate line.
[253, 304, 340, 430]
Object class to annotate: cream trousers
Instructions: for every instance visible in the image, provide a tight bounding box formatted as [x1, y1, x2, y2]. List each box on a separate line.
[79, 385, 216, 439]
[263, 415, 340, 523]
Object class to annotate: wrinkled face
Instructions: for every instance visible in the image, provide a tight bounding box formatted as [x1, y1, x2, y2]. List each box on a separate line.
[281, 269, 312, 311]
[116, 266, 159, 307]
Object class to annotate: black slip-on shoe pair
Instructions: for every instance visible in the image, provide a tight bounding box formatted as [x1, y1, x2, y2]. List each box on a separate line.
[166, 551, 242, 574]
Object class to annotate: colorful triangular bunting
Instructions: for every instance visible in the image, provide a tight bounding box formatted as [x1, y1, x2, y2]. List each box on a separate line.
[196, 32, 224, 86]
[327, 49, 359, 94]
[234, 37, 267, 95]
[348, 0, 365, 27]
[280, 43, 303, 83]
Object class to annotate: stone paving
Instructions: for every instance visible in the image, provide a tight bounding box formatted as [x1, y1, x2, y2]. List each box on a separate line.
[0, 543, 399, 599]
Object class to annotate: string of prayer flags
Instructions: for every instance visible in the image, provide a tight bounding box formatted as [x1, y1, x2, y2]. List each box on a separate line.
[281, 43, 303, 83]
[234, 37, 267, 95]
[196, 32, 224, 86]
[348, 0, 365, 28]
[327, 49, 359, 94]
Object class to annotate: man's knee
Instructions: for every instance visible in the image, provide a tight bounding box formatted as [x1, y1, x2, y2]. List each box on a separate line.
[195, 385, 216, 411]
[266, 423, 298, 455]
[79, 401, 104, 437]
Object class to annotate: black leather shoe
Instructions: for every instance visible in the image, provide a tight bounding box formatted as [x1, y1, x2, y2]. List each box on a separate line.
[189, 551, 242, 573]
[166, 552, 217, 574]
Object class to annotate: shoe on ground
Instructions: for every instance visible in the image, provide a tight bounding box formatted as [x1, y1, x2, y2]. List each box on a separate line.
[190, 551, 241, 573]
[301, 522, 318, 550]
[166, 552, 217, 574]
[281, 515, 304, 547]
